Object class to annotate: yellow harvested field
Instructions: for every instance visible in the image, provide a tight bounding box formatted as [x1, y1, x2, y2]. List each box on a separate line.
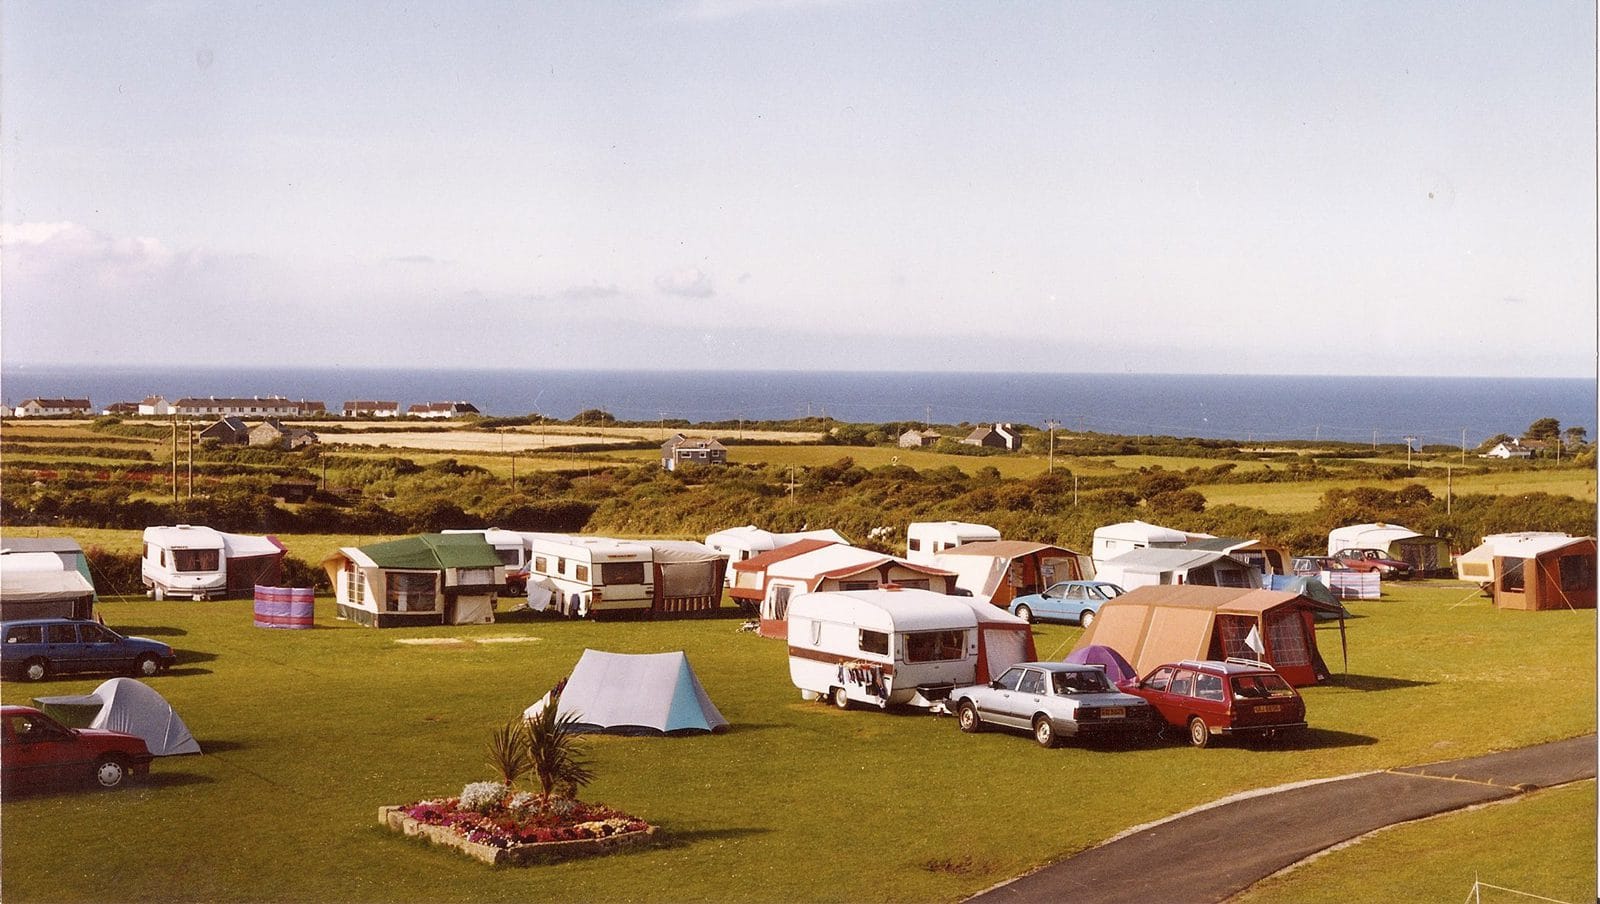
[317, 424, 823, 452]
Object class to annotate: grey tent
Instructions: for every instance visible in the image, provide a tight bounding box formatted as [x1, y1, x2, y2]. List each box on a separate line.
[0, 563, 96, 620]
[33, 678, 200, 756]
[524, 649, 728, 735]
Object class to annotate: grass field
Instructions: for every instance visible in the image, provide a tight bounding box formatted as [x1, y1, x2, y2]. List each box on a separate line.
[1233, 780, 1596, 904]
[0, 582, 1592, 902]
[1197, 467, 1598, 513]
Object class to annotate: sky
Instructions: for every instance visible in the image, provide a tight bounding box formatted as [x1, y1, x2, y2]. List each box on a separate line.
[2, 1, 1595, 377]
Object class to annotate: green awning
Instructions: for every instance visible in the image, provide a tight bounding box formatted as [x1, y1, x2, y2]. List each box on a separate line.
[358, 533, 502, 570]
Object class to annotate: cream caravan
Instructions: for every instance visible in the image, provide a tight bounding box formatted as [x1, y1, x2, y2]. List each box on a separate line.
[527, 535, 654, 618]
[140, 525, 285, 601]
[905, 521, 1001, 565]
[786, 588, 980, 710]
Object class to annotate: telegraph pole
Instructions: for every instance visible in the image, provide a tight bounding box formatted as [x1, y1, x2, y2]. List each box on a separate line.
[186, 421, 194, 499]
[1403, 435, 1417, 470]
[1044, 419, 1060, 473]
[170, 417, 178, 502]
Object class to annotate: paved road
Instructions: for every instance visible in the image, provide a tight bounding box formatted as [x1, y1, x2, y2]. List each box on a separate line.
[970, 735, 1596, 904]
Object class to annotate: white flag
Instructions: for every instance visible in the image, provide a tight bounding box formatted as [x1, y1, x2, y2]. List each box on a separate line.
[1244, 625, 1265, 658]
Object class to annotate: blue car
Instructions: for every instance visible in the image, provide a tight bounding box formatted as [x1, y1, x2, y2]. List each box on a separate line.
[1008, 581, 1126, 628]
[1, 619, 177, 682]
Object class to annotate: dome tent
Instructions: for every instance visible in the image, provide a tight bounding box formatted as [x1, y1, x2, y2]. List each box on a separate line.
[34, 678, 200, 756]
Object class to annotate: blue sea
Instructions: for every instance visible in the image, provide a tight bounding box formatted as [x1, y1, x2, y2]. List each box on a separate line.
[1, 365, 1593, 447]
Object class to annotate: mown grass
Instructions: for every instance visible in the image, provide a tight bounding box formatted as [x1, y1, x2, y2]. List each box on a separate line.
[0, 582, 1592, 903]
[1233, 781, 1596, 904]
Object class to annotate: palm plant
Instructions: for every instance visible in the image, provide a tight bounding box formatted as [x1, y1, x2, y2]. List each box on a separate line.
[523, 687, 595, 804]
[486, 718, 532, 788]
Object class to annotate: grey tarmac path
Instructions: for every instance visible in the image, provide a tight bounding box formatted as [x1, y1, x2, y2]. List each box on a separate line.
[969, 735, 1596, 904]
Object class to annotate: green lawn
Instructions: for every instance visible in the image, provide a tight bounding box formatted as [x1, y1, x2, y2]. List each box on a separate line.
[1, 582, 1593, 902]
[1233, 781, 1596, 904]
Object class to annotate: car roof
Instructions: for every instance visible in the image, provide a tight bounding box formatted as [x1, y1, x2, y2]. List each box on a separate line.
[1166, 659, 1280, 676]
[0, 617, 96, 627]
[1007, 661, 1104, 674]
[1, 704, 45, 715]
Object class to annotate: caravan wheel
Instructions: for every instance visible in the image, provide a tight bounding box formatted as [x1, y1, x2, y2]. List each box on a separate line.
[576, 596, 592, 619]
[831, 687, 851, 710]
[153, 587, 166, 601]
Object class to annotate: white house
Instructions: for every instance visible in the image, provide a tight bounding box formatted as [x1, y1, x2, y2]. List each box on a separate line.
[1483, 441, 1534, 459]
[137, 396, 173, 416]
[13, 398, 93, 418]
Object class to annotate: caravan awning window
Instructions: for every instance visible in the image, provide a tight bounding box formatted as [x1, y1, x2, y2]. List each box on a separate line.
[386, 571, 438, 612]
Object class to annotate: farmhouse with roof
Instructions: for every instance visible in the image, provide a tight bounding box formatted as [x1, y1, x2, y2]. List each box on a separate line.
[343, 400, 402, 418]
[662, 434, 728, 471]
[960, 423, 1022, 451]
[407, 401, 481, 418]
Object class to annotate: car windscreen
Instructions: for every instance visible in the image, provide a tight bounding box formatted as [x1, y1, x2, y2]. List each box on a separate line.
[1052, 670, 1112, 695]
[1232, 674, 1296, 699]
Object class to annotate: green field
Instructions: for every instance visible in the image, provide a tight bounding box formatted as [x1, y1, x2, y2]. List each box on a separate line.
[1197, 467, 1598, 514]
[1, 582, 1593, 902]
[1234, 781, 1596, 904]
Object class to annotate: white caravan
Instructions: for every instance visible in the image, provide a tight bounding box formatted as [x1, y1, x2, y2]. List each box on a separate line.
[526, 535, 654, 618]
[905, 521, 1001, 565]
[786, 588, 980, 710]
[704, 525, 850, 579]
[442, 528, 533, 595]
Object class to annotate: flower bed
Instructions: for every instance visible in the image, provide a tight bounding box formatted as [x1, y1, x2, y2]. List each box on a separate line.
[380, 786, 655, 866]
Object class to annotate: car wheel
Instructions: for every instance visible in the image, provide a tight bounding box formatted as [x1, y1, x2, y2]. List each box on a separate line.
[93, 755, 128, 789]
[134, 654, 161, 678]
[1014, 605, 1033, 624]
[957, 701, 983, 733]
[1033, 716, 1060, 749]
[831, 687, 851, 710]
[1079, 609, 1096, 629]
[1188, 716, 1212, 748]
[22, 658, 50, 682]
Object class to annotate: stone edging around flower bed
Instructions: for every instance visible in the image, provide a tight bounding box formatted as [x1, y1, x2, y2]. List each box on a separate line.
[378, 806, 657, 866]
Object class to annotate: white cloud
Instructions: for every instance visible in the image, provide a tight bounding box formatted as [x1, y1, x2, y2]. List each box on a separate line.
[654, 267, 715, 298]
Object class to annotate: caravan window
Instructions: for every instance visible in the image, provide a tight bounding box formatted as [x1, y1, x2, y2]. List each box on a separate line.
[173, 548, 220, 573]
[494, 548, 521, 568]
[904, 630, 965, 663]
[858, 630, 889, 656]
[575, 564, 590, 582]
[840, 580, 875, 591]
[386, 572, 438, 612]
[534, 556, 548, 574]
[908, 539, 922, 552]
[600, 562, 645, 586]
[458, 568, 495, 586]
[344, 563, 366, 605]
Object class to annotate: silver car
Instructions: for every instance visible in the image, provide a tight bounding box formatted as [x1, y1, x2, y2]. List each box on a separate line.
[952, 662, 1157, 748]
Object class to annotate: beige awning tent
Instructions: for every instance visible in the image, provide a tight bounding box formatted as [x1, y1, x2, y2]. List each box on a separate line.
[1074, 584, 1345, 687]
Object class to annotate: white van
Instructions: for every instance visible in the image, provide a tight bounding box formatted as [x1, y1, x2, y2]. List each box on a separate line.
[786, 588, 980, 710]
[904, 521, 1000, 565]
[526, 535, 654, 618]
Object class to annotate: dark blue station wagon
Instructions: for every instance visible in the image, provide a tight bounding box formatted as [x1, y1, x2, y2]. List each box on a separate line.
[1, 619, 177, 682]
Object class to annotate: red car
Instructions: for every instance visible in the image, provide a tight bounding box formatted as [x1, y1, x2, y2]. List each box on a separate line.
[1330, 548, 1413, 578]
[1, 705, 153, 790]
[1126, 659, 1307, 748]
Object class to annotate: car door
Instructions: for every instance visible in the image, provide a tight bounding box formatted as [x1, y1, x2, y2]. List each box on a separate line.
[1059, 584, 1090, 621]
[1007, 669, 1049, 727]
[977, 667, 1028, 727]
[1135, 666, 1182, 725]
[43, 623, 83, 675]
[76, 623, 123, 672]
[4, 711, 86, 785]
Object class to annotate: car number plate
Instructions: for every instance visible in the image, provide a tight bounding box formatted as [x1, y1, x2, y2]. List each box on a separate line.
[1101, 707, 1125, 719]
[1255, 704, 1282, 713]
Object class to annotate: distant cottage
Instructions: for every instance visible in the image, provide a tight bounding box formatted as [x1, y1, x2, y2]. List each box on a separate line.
[199, 417, 251, 446]
[407, 401, 481, 419]
[662, 434, 728, 471]
[249, 419, 319, 450]
[898, 428, 942, 449]
[343, 400, 402, 418]
[13, 398, 93, 418]
[961, 423, 1022, 451]
[174, 396, 321, 418]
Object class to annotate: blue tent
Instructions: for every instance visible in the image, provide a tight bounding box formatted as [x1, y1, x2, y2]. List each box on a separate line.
[525, 649, 728, 736]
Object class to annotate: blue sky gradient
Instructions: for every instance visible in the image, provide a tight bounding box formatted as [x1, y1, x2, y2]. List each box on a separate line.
[3, 1, 1594, 375]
